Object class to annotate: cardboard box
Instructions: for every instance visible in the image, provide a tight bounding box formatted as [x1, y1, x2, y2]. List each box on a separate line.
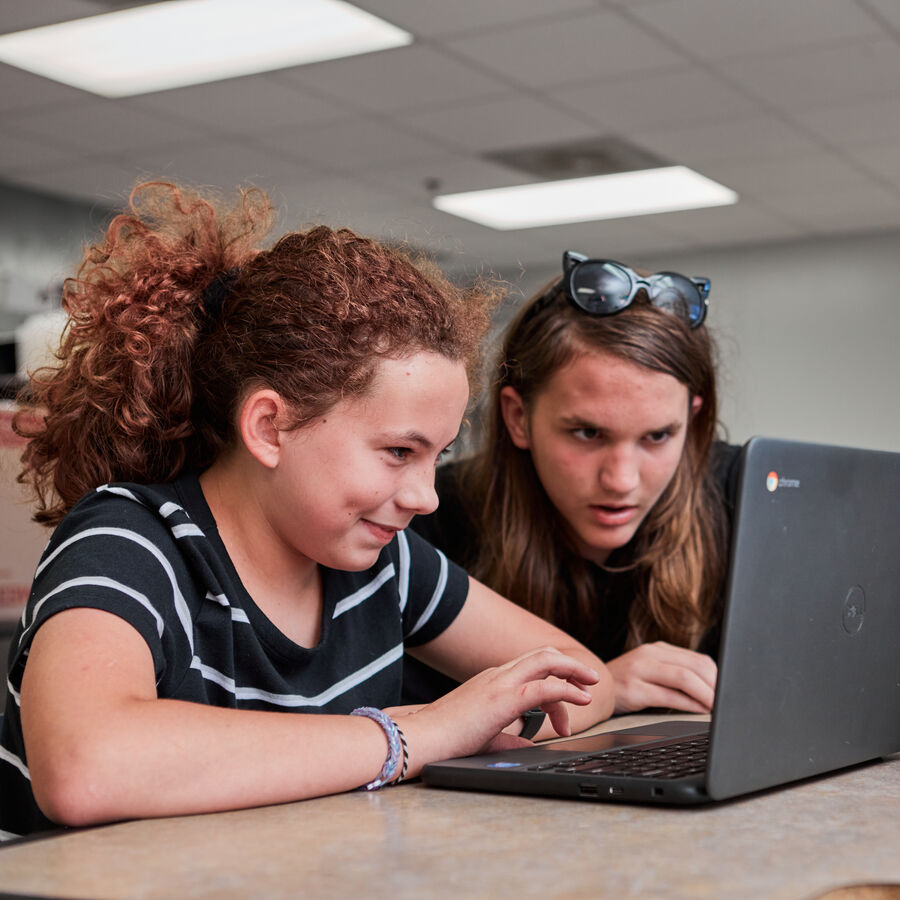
[0, 403, 49, 624]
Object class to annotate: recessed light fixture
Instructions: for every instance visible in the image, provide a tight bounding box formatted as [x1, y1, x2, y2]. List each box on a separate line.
[0, 0, 412, 98]
[432, 166, 739, 230]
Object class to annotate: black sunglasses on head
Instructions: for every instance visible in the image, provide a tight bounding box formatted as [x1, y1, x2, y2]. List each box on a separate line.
[554, 251, 710, 328]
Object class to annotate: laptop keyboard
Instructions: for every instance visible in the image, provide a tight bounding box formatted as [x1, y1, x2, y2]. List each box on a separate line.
[528, 734, 709, 779]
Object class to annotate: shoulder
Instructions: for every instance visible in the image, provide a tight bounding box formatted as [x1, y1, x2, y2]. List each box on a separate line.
[33, 478, 208, 620]
[19, 480, 205, 683]
[387, 527, 468, 595]
[50, 481, 186, 552]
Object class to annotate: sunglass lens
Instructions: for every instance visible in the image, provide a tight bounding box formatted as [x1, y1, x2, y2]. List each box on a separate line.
[569, 262, 633, 314]
[649, 273, 704, 326]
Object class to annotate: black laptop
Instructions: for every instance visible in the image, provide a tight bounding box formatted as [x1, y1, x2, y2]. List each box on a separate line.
[422, 437, 900, 805]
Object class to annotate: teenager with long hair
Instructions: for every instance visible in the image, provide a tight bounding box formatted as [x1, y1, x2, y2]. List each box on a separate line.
[0, 190, 613, 837]
[408, 252, 740, 715]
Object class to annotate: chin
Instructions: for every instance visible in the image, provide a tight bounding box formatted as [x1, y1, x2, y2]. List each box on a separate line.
[581, 531, 637, 562]
[332, 547, 384, 572]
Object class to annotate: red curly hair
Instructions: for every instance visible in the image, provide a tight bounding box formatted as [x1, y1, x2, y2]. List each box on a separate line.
[16, 181, 499, 526]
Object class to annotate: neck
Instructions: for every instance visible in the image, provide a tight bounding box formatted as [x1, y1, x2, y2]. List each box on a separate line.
[199, 453, 322, 620]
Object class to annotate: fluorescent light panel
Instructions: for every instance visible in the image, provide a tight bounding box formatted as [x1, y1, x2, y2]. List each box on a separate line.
[0, 0, 412, 97]
[433, 166, 739, 230]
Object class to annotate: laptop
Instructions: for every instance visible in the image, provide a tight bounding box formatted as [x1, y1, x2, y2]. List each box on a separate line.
[422, 437, 900, 805]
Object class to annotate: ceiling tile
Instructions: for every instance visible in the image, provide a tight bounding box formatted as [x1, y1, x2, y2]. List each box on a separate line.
[444, 8, 686, 89]
[797, 95, 900, 149]
[274, 174, 418, 226]
[253, 118, 448, 172]
[629, 114, 823, 167]
[846, 143, 900, 190]
[547, 64, 766, 131]
[130, 75, 349, 135]
[700, 152, 878, 200]
[9, 98, 202, 155]
[2, 0, 900, 276]
[859, 0, 900, 31]
[359, 153, 534, 203]
[717, 37, 900, 113]
[641, 200, 806, 247]
[0, 132, 80, 174]
[8, 160, 141, 205]
[0, 0, 100, 35]
[397, 94, 599, 153]
[274, 45, 509, 113]
[352, 0, 597, 38]
[758, 184, 900, 233]
[122, 141, 330, 196]
[0, 62, 92, 114]
[626, 0, 881, 61]
[515, 216, 694, 264]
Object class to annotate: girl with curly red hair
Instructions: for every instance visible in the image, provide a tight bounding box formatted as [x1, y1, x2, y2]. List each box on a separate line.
[0, 184, 613, 837]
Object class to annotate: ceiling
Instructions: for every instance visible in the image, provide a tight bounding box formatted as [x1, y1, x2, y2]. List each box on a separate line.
[3, 0, 900, 286]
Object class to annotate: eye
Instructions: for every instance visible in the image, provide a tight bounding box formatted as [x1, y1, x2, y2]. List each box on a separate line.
[645, 429, 674, 445]
[572, 426, 600, 441]
[386, 447, 411, 460]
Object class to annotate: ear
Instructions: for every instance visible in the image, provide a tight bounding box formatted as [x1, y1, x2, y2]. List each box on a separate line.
[500, 386, 531, 450]
[239, 389, 289, 469]
[690, 395, 703, 417]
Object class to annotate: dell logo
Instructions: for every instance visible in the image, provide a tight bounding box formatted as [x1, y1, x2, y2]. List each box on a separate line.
[842, 585, 865, 635]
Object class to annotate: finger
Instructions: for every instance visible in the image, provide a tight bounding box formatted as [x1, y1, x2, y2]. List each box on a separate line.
[635, 685, 710, 714]
[542, 700, 571, 738]
[653, 663, 715, 710]
[647, 643, 718, 690]
[501, 647, 600, 688]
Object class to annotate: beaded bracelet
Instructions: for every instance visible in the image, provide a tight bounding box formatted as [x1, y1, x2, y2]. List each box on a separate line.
[351, 707, 409, 791]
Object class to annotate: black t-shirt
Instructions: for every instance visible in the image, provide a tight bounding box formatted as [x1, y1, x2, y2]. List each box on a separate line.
[1, 473, 468, 837]
[403, 442, 742, 704]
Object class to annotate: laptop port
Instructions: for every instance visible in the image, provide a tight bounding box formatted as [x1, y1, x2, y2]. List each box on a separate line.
[579, 784, 600, 797]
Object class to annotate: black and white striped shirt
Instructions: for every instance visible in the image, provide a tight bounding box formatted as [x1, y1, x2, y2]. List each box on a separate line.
[0, 473, 467, 836]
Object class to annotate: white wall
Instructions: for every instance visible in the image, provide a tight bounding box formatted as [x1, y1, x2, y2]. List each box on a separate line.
[511, 228, 900, 454]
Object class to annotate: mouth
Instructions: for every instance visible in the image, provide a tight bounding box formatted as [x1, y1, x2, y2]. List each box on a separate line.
[588, 504, 639, 527]
[362, 519, 403, 543]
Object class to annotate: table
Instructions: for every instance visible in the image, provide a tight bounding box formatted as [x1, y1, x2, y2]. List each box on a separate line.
[1, 714, 898, 899]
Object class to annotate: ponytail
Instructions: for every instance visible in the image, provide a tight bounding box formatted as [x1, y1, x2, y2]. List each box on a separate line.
[15, 182, 274, 526]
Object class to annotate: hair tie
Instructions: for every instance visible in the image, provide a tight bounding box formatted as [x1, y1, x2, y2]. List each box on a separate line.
[200, 268, 240, 325]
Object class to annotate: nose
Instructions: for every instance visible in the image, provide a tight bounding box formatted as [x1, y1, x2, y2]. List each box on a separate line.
[598, 444, 640, 496]
[396, 466, 440, 516]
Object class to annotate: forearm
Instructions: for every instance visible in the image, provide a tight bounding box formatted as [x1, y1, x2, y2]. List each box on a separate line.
[26, 699, 392, 826]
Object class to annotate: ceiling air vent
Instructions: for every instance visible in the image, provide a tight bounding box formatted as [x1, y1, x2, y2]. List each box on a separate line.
[485, 136, 667, 181]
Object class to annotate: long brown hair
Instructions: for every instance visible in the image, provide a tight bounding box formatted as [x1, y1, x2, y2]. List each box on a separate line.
[16, 181, 498, 526]
[461, 282, 727, 650]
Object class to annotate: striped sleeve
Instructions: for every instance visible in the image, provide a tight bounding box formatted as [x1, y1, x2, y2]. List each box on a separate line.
[397, 527, 469, 647]
[9, 489, 200, 694]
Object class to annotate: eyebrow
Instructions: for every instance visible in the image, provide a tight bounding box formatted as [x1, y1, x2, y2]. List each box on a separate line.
[559, 416, 685, 432]
[384, 430, 458, 451]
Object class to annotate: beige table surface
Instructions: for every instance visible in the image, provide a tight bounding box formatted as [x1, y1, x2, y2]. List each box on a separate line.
[1, 713, 898, 900]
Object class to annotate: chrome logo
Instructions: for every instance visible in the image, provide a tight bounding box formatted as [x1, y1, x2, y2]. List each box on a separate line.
[766, 471, 779, 492]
